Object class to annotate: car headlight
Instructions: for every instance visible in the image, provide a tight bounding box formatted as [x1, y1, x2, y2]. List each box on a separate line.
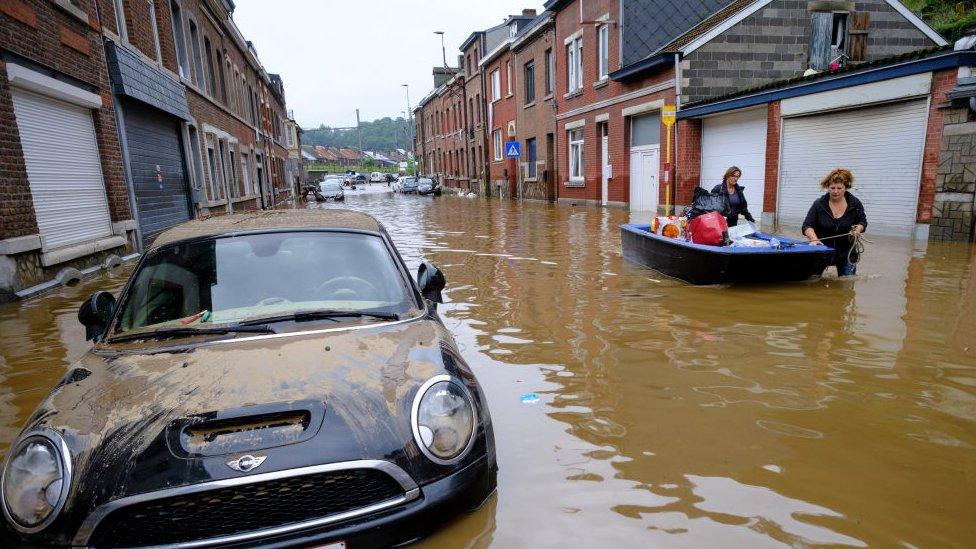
[1, 430, 71, 532]
[411, 375, 476, 464]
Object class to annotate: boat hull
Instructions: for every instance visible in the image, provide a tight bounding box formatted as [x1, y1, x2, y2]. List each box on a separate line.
[620, 224, 833, 285]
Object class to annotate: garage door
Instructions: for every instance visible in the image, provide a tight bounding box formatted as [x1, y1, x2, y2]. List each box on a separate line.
[11, 88, 113, 250]
[778, 99, 928, 236]
[122, 99, 191, 245]
[701, 108, 767, 214]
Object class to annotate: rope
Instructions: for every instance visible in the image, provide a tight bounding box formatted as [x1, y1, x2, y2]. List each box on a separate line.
[812, 232, 871, 265]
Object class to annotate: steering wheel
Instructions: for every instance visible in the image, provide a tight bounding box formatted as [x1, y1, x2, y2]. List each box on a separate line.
[314, 276, 379, 300]
[255, 296, 291, 307]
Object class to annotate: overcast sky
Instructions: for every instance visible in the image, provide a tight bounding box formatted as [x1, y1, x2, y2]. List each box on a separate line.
[232, 0, 545, 129]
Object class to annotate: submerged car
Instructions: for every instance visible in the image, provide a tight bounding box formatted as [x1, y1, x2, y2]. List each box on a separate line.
[318, 179, 345, 201]
[399, 177, 420, 194]
[417, 178, 441, 196]
[0, 210, 496, 548]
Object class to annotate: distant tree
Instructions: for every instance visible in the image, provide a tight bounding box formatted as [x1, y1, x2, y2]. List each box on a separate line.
[302, 117, 412, 152]
[904, 0, 976, 40]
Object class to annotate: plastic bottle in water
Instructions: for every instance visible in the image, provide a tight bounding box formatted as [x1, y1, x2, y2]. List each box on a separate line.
[769, 237, 780, 249]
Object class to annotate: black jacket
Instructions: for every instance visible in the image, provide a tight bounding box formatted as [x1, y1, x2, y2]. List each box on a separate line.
[801, 192, 868, 260]
[711, 184, 755, 226]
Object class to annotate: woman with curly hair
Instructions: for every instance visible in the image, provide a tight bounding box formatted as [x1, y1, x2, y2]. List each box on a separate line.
[802, 168, 867, 277]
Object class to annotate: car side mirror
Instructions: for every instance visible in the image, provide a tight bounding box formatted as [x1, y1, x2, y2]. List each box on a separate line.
[417, 262, 445, 304]
[78, 291, 116, 341]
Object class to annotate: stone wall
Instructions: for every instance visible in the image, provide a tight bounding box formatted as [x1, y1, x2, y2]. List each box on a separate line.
[930, 107, 976, 242]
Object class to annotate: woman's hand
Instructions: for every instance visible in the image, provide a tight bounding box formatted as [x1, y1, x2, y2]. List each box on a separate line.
[809, 239, 823, 246]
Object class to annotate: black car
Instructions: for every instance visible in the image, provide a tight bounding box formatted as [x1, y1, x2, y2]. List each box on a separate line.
[343, 174, 367, 187]
[417, 178, 441, 196]
[0, 210, 496, 548]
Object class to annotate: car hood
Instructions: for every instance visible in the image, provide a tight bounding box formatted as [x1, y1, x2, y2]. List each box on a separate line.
[20, 317, 486, 525]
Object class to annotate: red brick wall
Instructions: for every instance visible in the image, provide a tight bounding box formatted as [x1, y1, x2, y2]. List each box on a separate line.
[763, 101, 781, 214]
[486, 49, 516, 191]
[918, 69, 956, 223]
[551, 0, 677, 206]
[513, 23, 557, 200]
[675, 118, 701, 206]
[0, 0, 130, 240]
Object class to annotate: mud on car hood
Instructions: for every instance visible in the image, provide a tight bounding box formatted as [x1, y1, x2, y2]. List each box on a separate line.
[11, 317, 491, 544]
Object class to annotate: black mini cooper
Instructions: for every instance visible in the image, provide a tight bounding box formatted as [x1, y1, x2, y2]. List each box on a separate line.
[0, 210, 496, 548]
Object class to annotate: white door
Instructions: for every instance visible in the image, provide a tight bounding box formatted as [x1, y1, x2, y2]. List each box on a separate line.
[11, 88, 113, 250]
[601, 134, 609, 206]
[779, 99, 928, 236]
[629, 146, 660, 212]
[701, 108, 767, 213]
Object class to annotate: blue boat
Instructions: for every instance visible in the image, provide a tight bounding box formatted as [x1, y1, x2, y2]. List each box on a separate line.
[620, 224, 833, 285]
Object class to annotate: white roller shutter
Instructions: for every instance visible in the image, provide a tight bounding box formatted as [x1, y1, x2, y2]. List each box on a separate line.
[11, 88, 113, 250]
[778, 99, 928, 236]
[701, 108, 767, 213]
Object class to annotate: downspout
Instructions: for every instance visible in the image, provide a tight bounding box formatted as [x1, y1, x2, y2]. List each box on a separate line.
[480, 36, 492, 197]
[673, 52, 681, 215]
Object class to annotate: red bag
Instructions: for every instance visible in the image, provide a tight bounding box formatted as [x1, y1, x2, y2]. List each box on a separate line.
[688, 211, 728, 245]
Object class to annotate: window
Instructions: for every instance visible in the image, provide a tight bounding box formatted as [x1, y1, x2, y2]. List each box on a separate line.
[187, 125, 203, 191]
[188, 19, 204, 87]
[526, 137, 537, 178]
[219, 57, 229, 104]
[205, 134, 222, 200]
[491, 70, 500, 101]
[545, 48, 553, 95]
[506, 61, 512, 96]
[524, 60, 535, 104]
[218, 140, 234, 198]
[598, 25, 609, 80]
[493, 129, 502, 161]
[568, 128, 584, 180]
[567, 37, 583, 93]
[112, 0, 127, 41]
[149, 0, 163, 62]
[241, 152, 251, 195]
[229, 148, 238, 196]
[832, 12, 848, 51]
[169, 1, 189, 78]
[631, 113, 661, 147]
[204, 37, 217, 97]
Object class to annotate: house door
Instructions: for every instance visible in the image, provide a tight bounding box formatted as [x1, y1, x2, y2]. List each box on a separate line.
[600, 126, 609, 206]
[629, 146, 660, 213]
[545, 133, 555, 202]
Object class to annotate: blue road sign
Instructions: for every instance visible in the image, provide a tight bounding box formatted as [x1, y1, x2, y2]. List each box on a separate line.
[504, 141, 521, 158]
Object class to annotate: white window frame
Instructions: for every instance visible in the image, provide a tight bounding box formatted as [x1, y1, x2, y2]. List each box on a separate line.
[112, 0, 128, 42]
[493, 129, 502, 161]
[491, 69, 500, 102]
[148, 0, 163, 63]
[568, 128, 584, 181]
[188, 17, 204, 88]
[205, 133, 222, 200]
[506, 61, 512, 96]
[240, 152, 251, 195]
[169, 0, 189, 79]
[566, 37, 583, 93]
[598, 25, 609, 80]
[545, 48, 554, 96]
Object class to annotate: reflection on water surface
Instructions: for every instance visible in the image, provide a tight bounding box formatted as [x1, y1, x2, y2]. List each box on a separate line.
[1, 193, 974, 547]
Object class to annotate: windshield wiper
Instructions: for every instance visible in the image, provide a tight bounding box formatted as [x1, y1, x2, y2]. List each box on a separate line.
[236, 309, 400, 326]
[108, 325, 277, 343]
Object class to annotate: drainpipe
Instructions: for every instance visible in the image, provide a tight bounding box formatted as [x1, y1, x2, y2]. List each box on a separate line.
[110, 90, 145, 252]
[673, 52, 681, 215]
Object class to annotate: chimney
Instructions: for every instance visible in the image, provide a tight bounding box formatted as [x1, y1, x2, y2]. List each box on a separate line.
[522, 9, 537, 17]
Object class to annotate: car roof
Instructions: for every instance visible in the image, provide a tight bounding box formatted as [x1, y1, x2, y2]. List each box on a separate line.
[151, 209, 382, 250]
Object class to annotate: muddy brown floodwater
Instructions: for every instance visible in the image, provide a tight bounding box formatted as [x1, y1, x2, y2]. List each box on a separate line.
[2, 190, 975, 547]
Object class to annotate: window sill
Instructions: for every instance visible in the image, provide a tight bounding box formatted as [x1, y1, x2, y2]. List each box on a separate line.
[564, 179, 585, 188]
[524, 177, 538, 182]
[523, 101, 536, 109]
[543, 93, 554, 101]
[563, 89, 583, 100]
[52, 0, 89, 25]
[506, 94, 514, 99]
[232, 194, 258, 204]
[202, 198, 228, 207]
[593, 78, 609, 89]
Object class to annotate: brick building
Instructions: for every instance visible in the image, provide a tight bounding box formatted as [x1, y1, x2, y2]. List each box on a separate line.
[1, 0, 135, 300]
[483, 32, 518, 197]
[512, 11, 556, 201]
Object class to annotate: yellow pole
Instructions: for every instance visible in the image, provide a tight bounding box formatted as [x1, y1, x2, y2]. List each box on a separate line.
[665, 125, 672, 215]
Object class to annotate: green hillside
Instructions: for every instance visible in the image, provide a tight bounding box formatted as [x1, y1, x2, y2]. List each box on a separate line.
[904, 0, 976, 40]
[303, 117, 413, 152]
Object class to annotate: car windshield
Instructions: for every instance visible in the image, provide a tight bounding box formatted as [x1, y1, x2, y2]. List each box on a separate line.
[320, 181, 342, 191]
[114, 232, 416, 335]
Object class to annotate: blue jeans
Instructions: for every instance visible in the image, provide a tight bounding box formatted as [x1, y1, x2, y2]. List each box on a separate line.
[833, 258, 856, 277]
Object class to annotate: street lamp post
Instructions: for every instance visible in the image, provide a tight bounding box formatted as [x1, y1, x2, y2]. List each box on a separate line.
[434, 31, 447, 69]
[402, 84, 414, 173]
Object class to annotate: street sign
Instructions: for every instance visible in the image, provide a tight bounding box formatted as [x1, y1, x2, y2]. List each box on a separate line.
[662, 105, 676, 127]
[504, 141, 521, 158]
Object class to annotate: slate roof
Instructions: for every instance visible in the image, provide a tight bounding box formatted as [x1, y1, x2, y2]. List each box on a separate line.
[621, 0, 735, 66]
[661, 0, 755, 52]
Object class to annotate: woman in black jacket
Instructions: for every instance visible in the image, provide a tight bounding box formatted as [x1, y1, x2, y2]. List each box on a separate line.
[802, 168, 867, 277]
[711, 166, 755, 227]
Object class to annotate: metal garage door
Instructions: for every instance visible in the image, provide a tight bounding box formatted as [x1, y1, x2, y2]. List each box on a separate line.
[701, 108, 767, 214]
[11, 88, 113, 250]
[778, 99, 928, 236]
[122, 100, 191, 244]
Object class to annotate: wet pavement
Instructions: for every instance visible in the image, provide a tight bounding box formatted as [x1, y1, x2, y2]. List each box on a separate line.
[1, 192, 975, 547]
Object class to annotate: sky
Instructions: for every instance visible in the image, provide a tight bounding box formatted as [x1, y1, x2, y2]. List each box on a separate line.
[233, 0, 546, 129]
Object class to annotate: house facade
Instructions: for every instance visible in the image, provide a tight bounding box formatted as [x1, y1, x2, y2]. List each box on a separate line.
[512, 11, 557, 201]
[1, 0, 136, 301]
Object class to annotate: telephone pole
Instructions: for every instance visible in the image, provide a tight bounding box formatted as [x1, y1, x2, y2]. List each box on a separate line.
[355, 108, 364, 172]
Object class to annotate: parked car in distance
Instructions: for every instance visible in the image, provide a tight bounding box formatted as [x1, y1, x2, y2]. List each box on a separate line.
[318, 179, 345, 201]
[343, 173, 367, 187]
[0, 210, 497, 548]
[399, 176, 420, 194]
[369, 172, 385, 183]
[385, 173, 398, 183]
[418, 178, 441, 196]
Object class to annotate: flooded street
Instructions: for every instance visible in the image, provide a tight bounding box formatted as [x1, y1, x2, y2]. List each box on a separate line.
[2, 191, 975, 547]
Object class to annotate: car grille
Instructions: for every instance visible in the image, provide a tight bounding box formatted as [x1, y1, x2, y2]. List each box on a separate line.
[88, 468, 405, 547]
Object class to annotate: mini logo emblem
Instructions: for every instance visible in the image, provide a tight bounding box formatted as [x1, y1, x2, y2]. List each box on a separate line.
[227, 454, 267, 472]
